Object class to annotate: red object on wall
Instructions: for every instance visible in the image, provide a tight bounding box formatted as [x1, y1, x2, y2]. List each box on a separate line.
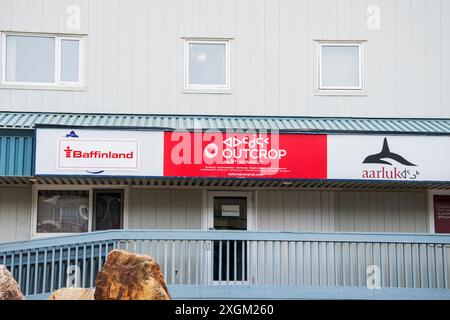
[434, 195, 450, 233]
[163, 132, 327, 179]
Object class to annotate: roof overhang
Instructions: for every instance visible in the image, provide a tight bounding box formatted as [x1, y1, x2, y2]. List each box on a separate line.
[3, 176, 450, 191]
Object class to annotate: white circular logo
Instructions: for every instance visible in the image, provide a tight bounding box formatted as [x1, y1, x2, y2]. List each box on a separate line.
[204, 143, 218, 159]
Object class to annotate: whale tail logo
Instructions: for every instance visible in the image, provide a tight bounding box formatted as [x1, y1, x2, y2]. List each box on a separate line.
[363, 138, 416, 166]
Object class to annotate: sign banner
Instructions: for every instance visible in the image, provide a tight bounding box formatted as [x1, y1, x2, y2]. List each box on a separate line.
[35, 128, 450, 182]
[35, 128, 163, 176]
[163, 132, 327, 179]
[328, 135, 450, 182]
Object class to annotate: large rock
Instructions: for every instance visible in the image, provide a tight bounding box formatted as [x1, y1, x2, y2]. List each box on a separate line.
[48, 288, 94, 300]
[0, 265, 24, 300]
[94, 250, 170, 300]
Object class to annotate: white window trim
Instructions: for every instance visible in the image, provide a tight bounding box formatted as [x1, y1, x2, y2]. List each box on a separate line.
[183, 38, 231, 93]
[31, 185, 129, 238]
[1, 32, 84, 89]
[316, 40, 366, 95]
[427, 189, 450, 234]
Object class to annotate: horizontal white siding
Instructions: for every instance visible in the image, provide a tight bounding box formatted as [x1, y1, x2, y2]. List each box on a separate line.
[0, 186, 31, 241]
[334, 190, 428, 233]
[0, 0, 449, 118]
[255, 190, 428, 233]
[128, 189, 202, 229]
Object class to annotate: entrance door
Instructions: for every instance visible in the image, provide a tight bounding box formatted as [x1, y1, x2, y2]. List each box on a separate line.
[205, 192, 253, 283]
[93, 190, 124, 231]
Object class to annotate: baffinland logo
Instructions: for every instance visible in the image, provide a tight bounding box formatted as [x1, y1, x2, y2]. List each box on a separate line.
[361, 138, 420, 180]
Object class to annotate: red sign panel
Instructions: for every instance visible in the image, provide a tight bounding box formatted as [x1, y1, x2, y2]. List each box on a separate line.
[163, 132, 327, 179]
[434, 195, 450, 233]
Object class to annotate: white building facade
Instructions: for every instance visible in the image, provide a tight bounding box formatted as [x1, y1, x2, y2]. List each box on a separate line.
[0, 0, 449, 299]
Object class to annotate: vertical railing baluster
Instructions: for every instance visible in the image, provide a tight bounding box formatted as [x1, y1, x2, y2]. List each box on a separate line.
[210, 240, 214, 285]
[171, 241, 176, 285]
[97, 243, 102, 275]
[272, 241, 276, 286]
[187, 240, 191, 285]
[195, 241, 199, 285]
[242, 240, 245, 285]
[18, 252, 23, 292]
[326, 242, 330, 287]
[34, 250, 39, 294]
[26, 251, 30, 296]
[42, 250, 47, 293]
[59, 247, 63, 290]
[411, 243, 416, 288]
[396, 244, 401, 288]
[256, 241, 260, 286]
[156, 240, 160, 265]
[357, 243, 361, 287]
[180, 240, 184, 285]
[226, 240, 230, 286]
[248, 241, 253, 286]
[295, 241, 299, 287]
[90, 244, 94, 288]
[310, 242, 314, 286]
[403, 243, 408, 288]
[200, 240, 205, 286]
[280, 242, 284, 286]
[427, 244, 432, 288]
[334, 242, 338, 287]
[287, 241, 291, 286]
[49, 249, 54, 292]
[435, 244, 440, 289]
[219, 240, 222, 285]
[318, 242, 321, 287]
[342, 243, 346, 287]
[233, 240, 237, 286]
[164, 241, 168, 284]
[387, 243, 392, 288]
[75, 246, 79, 288]
[82, 245, 87, 288]
[443, 244, 448, 289]
[349, 242, 353, 287]
[419, 243, 424, 288]
[10, 253, 15, 285]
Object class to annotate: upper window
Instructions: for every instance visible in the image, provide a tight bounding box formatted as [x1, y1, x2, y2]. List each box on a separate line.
[184, 39, 230, 91]
[317, 41, 364, 93]
[2, 33, 83, 87]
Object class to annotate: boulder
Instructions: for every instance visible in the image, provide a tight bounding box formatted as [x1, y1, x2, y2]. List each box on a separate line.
[0, 265, 24, 300]
[48, 288, 95, 300]
[94, 249, 170, 300]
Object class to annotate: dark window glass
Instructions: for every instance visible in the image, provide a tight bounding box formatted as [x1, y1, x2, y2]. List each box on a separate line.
[94, 191, 123, 231]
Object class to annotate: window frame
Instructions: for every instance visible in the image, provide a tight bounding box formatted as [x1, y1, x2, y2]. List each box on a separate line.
[1, 32, 84, 88]
[183, 38, 231, 92]
[31, 185, 128, 238]
[316, 40, 365, 94]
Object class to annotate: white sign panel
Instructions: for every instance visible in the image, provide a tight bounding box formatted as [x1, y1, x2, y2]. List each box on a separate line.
[328, 135, 450, 182]
[35, 128, 163, 176]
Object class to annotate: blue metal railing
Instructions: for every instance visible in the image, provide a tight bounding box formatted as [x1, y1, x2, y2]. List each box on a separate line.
[0, 230, 449, 299]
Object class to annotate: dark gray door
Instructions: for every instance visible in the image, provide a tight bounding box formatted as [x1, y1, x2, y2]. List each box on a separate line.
[213, 196, 247, 281]
[93, 190, 123, 231]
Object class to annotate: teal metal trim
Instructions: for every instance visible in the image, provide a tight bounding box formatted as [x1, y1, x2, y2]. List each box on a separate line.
[2, 111, 450, 134]
[0, 130, 33, 176]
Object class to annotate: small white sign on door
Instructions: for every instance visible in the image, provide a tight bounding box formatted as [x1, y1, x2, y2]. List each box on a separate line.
[221, 205, 240, 217]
